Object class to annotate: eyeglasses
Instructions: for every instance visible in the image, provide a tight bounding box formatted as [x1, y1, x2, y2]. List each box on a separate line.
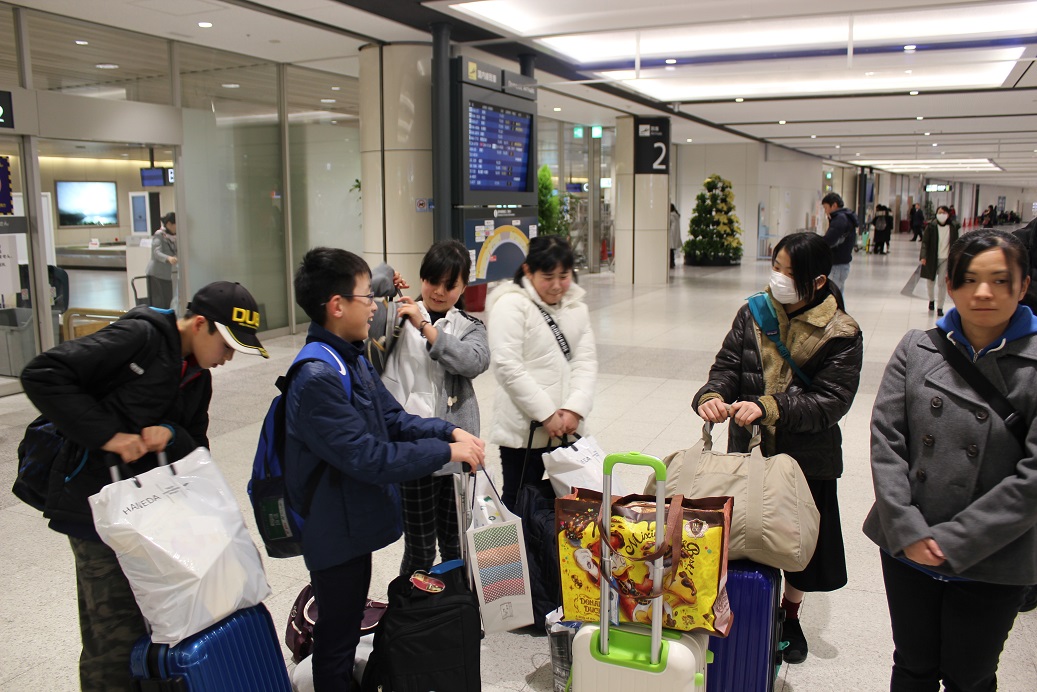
[320, 293, 376, 307]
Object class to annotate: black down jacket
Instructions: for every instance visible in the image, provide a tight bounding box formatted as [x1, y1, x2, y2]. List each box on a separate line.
[693, 292, 863, 480]
[21, 307, 212, 525]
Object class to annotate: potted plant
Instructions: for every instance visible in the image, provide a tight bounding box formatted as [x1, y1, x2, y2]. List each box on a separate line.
[683, 174, 744, 266]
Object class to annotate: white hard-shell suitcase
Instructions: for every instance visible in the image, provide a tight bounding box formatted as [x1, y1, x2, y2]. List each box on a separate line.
[569, 451, 710, 691]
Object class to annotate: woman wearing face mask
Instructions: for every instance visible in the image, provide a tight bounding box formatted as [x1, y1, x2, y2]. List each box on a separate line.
[487, 235, 598, 510]
[694, 232, 863, 666]
[920, 205, 960, 317]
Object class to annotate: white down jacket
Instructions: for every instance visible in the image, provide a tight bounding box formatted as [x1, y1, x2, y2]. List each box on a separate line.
[487, 277, 597, 448]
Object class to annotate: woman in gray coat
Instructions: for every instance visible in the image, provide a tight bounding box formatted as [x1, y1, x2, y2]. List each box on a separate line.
[145, 212, 177, 309]
[865, 229, 1037, 692]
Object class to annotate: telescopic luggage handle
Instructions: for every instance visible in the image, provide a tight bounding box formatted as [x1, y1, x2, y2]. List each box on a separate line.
[598, 451, 668, 664]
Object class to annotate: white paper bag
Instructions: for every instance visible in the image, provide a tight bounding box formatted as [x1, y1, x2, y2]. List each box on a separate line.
[89, 448, 272, 644]
[465, 471, 534, 633]
[542, 436, 626, 497]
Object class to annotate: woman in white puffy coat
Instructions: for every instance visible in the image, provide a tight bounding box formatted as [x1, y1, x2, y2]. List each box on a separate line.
[487, 235, 598, 509]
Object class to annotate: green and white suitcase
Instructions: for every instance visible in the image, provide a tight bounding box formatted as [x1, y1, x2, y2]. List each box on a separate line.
[568, 451, 710, 691]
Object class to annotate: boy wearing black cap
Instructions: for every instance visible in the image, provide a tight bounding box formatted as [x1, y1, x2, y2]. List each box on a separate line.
[20, 280, 268, 692]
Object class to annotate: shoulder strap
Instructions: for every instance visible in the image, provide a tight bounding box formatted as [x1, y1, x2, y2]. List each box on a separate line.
[747, 293, 813, 387]
[926, 329, 1027, 446]
[535, 304, 571, 361]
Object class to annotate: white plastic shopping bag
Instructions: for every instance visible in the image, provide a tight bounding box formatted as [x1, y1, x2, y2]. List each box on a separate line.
[542, 435, 627, 498]
[89, 447, 272, 645]
[464, 470, 534, 633]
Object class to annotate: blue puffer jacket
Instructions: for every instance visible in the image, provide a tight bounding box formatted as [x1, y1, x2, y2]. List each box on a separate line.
[284, 323, 457, 572]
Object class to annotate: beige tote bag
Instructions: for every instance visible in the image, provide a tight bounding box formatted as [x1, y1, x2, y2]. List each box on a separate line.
[649, 423, 820, 572]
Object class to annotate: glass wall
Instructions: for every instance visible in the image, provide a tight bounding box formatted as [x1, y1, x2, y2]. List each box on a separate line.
[27, 10, 172, 105]
[179, 45, 286, 329]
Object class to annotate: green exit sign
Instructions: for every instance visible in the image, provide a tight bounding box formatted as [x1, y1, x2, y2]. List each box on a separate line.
[591, 126, 603, 139]
[573, 126, 584, 139]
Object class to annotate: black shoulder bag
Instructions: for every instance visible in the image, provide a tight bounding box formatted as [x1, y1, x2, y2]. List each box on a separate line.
[926, 328, 1028, 447]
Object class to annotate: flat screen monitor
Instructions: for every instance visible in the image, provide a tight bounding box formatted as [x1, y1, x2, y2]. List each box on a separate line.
[467, 100, 532, 193]
[55, 181, 119, 228]
[140, 167, 167, 187]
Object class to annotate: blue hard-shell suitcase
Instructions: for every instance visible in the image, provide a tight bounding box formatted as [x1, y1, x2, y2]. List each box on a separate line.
[130, 603, 292, 691]
[707, 560, 784, 692]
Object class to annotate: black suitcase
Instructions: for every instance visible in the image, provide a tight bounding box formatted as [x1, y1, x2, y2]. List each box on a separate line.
[515, 478, 561, 629]
[361, 473, 481, 691]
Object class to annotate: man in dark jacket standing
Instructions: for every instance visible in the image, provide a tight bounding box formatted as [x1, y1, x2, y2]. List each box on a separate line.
[910, 203, 925, 241]
[821, 193, 858, 293]
[20, 281, 268, 692]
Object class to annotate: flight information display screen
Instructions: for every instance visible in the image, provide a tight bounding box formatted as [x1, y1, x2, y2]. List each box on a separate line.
[468, 101, 532, 192]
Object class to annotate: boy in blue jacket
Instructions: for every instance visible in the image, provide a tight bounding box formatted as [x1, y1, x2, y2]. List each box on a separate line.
[285, 247, 486, 691]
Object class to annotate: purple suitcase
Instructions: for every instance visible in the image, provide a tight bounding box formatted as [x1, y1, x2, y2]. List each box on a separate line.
[707, 560, 784, 692]
[130, 603, 292, 691]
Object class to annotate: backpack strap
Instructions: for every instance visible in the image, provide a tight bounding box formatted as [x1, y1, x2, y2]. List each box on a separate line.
[746, 292, 813, 388]
[282, 342, 352, 516]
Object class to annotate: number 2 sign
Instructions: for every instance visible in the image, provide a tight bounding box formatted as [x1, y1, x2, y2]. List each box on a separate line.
[634, 116, 669, 174]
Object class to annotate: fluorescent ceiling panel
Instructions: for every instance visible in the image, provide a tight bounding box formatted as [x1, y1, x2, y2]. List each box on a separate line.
[524, 2, 1037, 62]
[850, 158, 1001, 172]
[598, 48, 1023, 100]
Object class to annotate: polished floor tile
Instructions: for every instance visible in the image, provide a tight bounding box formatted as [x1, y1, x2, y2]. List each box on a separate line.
[2, 234, 1035, 690]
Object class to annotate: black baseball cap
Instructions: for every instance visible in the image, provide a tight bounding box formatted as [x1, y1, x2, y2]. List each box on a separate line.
[186, 281, 269, 358]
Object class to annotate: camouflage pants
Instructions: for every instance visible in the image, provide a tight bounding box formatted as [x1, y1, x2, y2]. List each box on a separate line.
[68, 536, 147, 692]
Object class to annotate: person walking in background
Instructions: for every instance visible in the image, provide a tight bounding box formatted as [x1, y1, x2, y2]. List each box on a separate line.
[487, 235, 597, 510]
[910, 203, 925, 241]
[821, 193, 858, 292]
[669, 203, 683, 268]
[871, 205, 893, 255]
[145, 212, 177, 309]
[865, 229, 1037, 692]
[919, 205, 960, 317]
[695, 232, 863, 665]
[380, 240, 490, 577]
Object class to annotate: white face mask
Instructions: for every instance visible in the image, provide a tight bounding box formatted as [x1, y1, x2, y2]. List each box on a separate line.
[936, 213, 949, 224]
[769, 271, 800, 304]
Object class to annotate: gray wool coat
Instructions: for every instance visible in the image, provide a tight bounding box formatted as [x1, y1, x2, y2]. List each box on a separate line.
[863, 329, 1037, 585]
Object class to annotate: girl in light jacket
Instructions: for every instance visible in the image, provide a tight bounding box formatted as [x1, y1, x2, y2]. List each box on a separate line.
[865, 229, 1037, 692]
[694, 232, 863, 666]
[381, 240, 490, 576]
[488, 235, 597, 510]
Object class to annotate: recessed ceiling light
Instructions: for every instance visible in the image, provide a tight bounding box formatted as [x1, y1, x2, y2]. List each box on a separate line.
[321, 98, 336, 104]
[331, 86, 341, 91]
[198, 22, 213, 28]
[686, 138, 693, 143]
[856, 152, 861, 156]
[916, 116, 924, 120]
[665, 59, 677, 65]
[933, 143, 938, 146]
[905, 70, 913, 74]
[75, 40, 88, 46]
[778, 120, 786, 125]
[810, 134, 816, 139]
[734, 97, 744, 103]
[835, 145, 841, 149]
[330, 120, 338, 125]
[553, 107, 562, 112]
[864, 72, 875, 76]
[222, 83, 240, 89]
[904, 45, 917, 52]
[910, 91, 919, 95]
[924, 132, 931, 136]
[95, 63, 118, 69]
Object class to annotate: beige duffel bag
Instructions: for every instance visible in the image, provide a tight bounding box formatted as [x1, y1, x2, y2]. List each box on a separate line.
[648, 423, 820, 572]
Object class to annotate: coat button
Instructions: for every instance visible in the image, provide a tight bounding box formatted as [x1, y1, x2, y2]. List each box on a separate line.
[976, 410, 989, 421]
[915, 469, 927, 481]
[966, 444, 979, 458]
[931, 397, 943, 409]
[923, 434, 935, 447]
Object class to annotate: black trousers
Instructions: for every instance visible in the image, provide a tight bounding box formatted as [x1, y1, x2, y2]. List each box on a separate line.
[499, 445, 551, 511]
[310, 553, 372, 692]
[880, 550, 1026, 692]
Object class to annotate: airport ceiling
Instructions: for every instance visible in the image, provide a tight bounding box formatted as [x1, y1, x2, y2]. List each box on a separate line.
[15, 0, 1037, 187]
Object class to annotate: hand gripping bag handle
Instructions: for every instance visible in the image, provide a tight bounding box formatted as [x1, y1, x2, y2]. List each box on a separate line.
[700, 421, 762, 453]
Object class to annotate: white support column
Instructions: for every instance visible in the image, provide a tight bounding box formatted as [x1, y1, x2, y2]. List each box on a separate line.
[614, 115, 670, 285]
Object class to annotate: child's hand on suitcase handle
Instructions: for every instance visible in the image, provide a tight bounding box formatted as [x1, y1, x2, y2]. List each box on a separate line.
[542, 411, 567, 439]
[558, 409, 581, 435]
[141, 425, 173, 452]
[450, 429, 486, 470]
[102, 432, 149, 463]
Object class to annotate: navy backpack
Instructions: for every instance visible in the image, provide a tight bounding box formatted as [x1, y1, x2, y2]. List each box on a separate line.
[249, 342, 351, 559]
